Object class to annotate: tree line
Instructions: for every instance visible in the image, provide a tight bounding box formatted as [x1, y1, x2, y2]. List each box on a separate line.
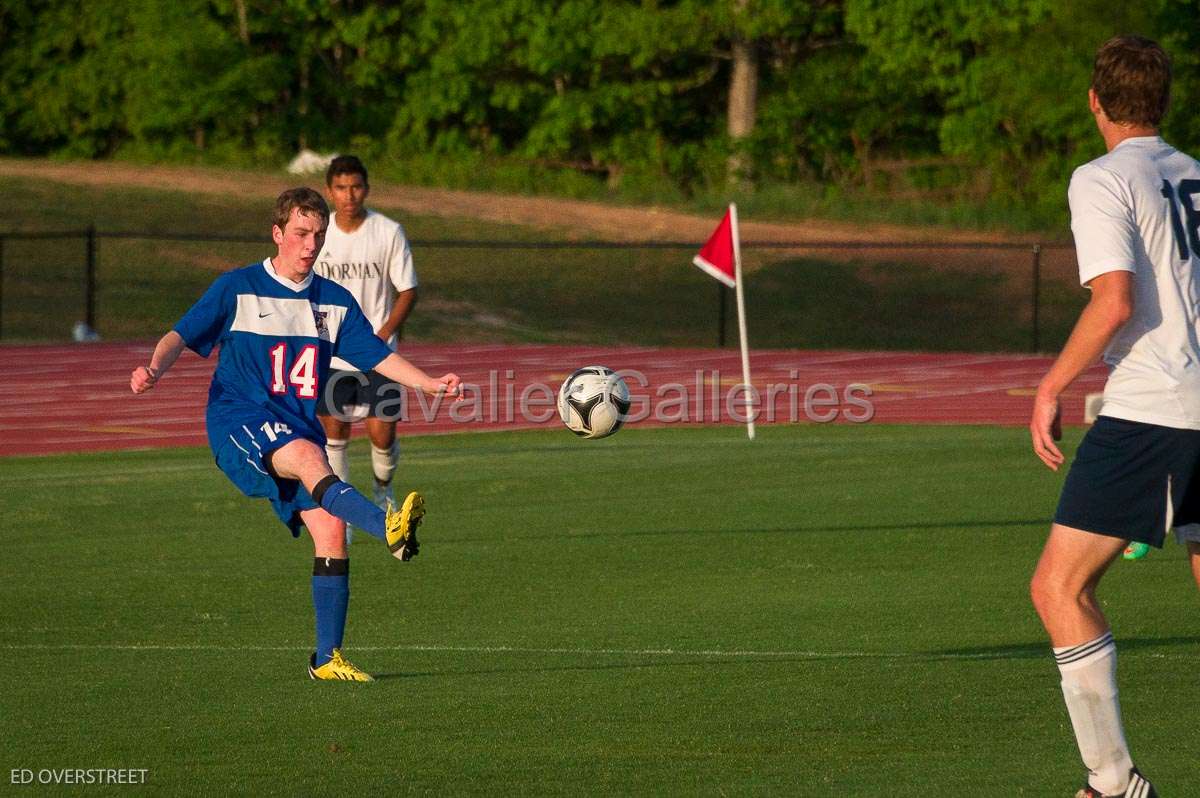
[2, 1, 1197, 218]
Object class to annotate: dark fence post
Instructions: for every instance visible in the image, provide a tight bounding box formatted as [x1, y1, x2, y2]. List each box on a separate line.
[1031, 243, 1042, 353]
[85, 225, 97, 331]
[717, 282, 727, 347]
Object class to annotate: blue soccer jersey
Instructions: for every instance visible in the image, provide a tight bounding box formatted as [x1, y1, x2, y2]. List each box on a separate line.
[174, 259, 391, 453]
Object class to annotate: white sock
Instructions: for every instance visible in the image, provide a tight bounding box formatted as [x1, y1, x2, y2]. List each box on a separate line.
[1053, 632, 1133, 795]
[325, 438, 350, 483]
[371, 442, 398, 486]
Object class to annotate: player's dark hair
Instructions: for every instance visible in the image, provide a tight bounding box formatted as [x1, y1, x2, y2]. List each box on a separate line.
[1092, 35, 1171, 128]
[326, 155, 368, 186]
[273, 187, 329, 232]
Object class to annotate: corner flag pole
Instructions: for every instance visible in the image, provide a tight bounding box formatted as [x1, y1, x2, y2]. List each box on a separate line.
[729, 203, 755, 440]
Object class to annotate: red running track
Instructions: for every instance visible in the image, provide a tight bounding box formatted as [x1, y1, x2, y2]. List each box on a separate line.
[0, 342, 1106, 457]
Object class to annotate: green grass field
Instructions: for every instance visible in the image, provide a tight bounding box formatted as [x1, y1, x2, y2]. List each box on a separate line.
[0, 175, 1085, 350]
[2, 425, 1195, 795]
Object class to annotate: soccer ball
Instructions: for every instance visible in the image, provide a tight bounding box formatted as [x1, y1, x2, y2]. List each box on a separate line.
[557, 366, 631, 439]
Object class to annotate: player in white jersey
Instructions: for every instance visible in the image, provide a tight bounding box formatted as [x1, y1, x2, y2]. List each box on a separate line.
[314, 156, 418, 543]
[1028, 36, 1200, 798]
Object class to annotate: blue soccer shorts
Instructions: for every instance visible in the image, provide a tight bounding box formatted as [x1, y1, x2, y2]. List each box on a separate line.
[1055, 415, 1200, 548]
[212, 412, 320, 537]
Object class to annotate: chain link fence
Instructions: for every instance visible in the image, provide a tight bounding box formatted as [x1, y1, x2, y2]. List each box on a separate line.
[0, 228, 1080, 352]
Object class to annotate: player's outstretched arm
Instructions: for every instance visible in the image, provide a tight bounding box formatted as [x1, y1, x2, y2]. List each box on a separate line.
[131, 331, 187, 394]
[373, 352, 461, 398]
[1030, 270, 1133, 470]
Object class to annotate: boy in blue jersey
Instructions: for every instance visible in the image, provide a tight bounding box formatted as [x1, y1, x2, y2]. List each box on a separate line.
[130, 188, 461, 682]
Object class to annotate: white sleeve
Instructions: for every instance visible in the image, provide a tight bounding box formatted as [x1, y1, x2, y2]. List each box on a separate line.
[1068, 164, 1138, 286]
[388, 224, 417, 292]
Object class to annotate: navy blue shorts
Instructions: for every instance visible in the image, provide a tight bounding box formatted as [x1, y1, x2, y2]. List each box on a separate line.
[212, 413, 319, 537]
[1055, 416, 1200, 548]
[317, 369, 405, 421]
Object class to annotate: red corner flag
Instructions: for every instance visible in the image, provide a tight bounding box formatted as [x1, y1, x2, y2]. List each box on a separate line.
[692, 209, 737, 288]
[691, 204, 756, 440]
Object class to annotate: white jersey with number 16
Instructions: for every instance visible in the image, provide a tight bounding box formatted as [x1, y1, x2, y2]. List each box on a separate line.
[1069, 135, 1200, 430]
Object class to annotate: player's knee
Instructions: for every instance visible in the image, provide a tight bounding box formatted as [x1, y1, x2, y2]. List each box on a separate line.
[1029, 572, 1045, 612]
[368, 425, 396, 450]
[321, 417, 352, 440]
[1030, 568, 1088, 618]
[296, 437, 327, 461]
[307, 512, 347, 557]
[1029, 570, 1060, 616]
[270, 436, 325, 476]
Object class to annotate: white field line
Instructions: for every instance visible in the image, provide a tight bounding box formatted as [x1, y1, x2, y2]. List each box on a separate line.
[1, 641, 1185, 661]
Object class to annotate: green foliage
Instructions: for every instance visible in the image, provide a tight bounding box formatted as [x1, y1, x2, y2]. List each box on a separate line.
[1158, 0, 1200, 148]
[387, 0, 726, 189]
[122, 1, 283, 148]
[0, 1, 1196, 229]
[845, 0, 1153, 198]
[0, 0, 131, 156]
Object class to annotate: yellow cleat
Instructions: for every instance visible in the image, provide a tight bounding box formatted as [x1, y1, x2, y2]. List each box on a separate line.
[386, 491, 425, 561]
[308, 648, 374, 682]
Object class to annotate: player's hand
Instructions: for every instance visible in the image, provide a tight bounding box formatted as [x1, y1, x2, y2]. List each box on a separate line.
[130, 365, 159, 394]
[1030, 391, 1064, 471]
[424, 373, 461, 399]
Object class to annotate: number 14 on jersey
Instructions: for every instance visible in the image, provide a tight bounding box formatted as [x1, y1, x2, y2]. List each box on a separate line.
[269, 343, 318, 398]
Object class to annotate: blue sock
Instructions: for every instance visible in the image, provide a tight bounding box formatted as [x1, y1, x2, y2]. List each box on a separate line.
[316, 479, 386, 539]
[312, 558, 350, 668]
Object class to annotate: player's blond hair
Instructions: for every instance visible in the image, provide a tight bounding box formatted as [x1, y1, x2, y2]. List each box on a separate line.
[273, 187, 329, 232]
[1092, 36, 1171, 128]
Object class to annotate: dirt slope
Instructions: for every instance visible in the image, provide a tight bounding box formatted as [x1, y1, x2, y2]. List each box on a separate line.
[0, 157, 1030, 245]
